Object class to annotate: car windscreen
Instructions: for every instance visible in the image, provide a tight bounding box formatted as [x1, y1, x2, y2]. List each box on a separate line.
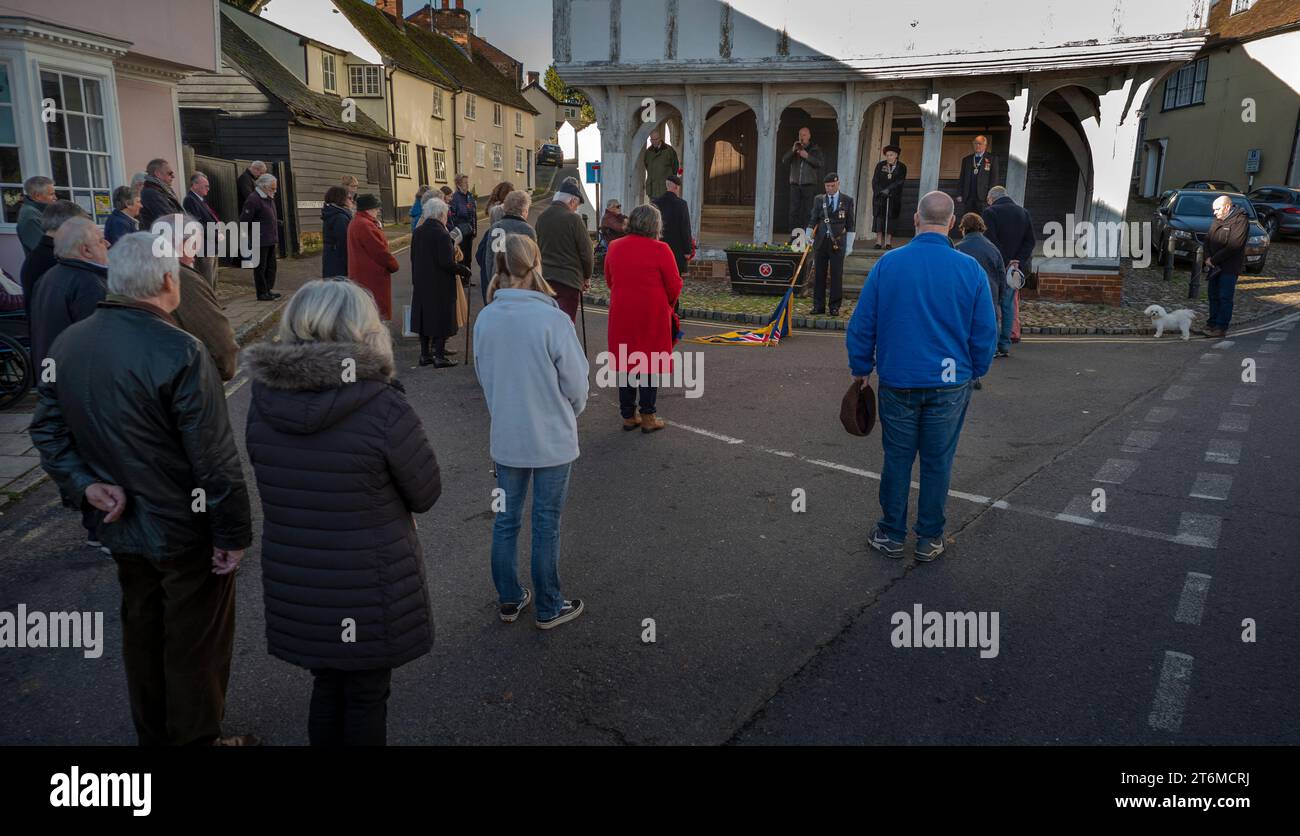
[1174, 194, 1256, 219]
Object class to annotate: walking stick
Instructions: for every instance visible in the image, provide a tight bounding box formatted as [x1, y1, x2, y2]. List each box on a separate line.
[464, 267, 473, 365]
[579, 289, 588, 353]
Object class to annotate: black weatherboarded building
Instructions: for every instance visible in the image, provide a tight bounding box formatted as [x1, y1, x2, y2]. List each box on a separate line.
[179, 14, 394, 254]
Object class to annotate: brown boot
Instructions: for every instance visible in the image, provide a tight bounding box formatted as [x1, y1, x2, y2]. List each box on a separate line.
[622, 413, 642, 431]
[640, 413, 665, 434]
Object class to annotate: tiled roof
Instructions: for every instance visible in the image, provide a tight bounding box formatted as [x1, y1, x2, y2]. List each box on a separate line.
[331, 0, 457, 88]
[219, 15, 390, 140]
[402, 19, 540, 114]
[1206, 0, 1300, 44]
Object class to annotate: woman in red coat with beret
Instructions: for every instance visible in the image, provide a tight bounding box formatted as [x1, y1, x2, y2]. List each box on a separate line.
[602, 203, 683, 433]
[347, 194, 399, 320]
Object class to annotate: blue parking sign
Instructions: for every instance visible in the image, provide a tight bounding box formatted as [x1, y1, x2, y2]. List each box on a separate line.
[586, 162, 602, 184]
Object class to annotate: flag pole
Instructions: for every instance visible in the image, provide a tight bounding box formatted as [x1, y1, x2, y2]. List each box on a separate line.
[764, 245, 810, 347]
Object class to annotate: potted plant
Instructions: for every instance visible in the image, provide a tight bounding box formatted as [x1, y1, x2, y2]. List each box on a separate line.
[724, 242, 809, 295]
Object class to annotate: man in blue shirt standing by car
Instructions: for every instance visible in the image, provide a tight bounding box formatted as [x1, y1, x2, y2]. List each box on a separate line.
[846, 191, 997, 562]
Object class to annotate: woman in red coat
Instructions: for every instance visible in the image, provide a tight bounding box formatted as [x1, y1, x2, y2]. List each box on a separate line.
[602, 203, 683, 433]
[347, 194, 399, 320]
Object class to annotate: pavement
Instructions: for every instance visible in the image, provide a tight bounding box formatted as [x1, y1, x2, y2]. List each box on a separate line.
[1, 237, 1296, 745]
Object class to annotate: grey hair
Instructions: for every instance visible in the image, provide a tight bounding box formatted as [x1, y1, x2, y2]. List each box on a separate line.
[23, 175, 53, 198]
[112, 185, 138, 210]
[627, 203, 662, 239]
[256, 173, 277, 189]
[502, 189, 530, 217]
[250, 161, 267, 174]
[552, 191, 578, 205]
[145, 158, 169, 176]
[108, 233, 176, 299]
[986, 185, 1009, 203]
[189, 171, 209, 187]
[275, 278, 394, 368]
[421, 196, 449, 222]
[41, 200, 89, 233]
[130, 172, 148, 188]
[52, 217, 99, 259]
[917, 190, 955, 226]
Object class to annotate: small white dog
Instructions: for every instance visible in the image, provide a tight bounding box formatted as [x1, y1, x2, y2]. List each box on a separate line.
[1144, 304, 1195, 340]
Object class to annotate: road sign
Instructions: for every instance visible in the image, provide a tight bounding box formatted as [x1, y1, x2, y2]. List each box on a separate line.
[586, 162, 602, 184]
[1245, 149, 1261, 174]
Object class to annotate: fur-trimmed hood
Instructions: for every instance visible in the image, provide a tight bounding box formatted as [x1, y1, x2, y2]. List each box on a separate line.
[244, 341, 397, 436]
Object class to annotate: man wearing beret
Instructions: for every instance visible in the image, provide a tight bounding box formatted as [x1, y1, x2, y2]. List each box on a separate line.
[807, 172, 855, 317]
[652, 173, 693, 279]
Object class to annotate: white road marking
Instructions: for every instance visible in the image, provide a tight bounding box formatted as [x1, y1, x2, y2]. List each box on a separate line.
[1204, 439, 1242, 465]
[1198, 353, 1222, 362]
[1265, 332, 1287, 342]
[1176, 513, 1222, 548]
[1144, 407, 1177, 424]
[1230, 388, 1260, 407]
[1258, 343, 1280, 354]
[1121, 430, 1161, 452]
[1163, 385, 1193, 401]
[1211, 340, 1235, 349]
[1093, 458, 1139, 484]
[1179, 370, 1206, 383]
[1057, 495, 1098, 525]
[1148, 651, 1194, 733]
[223, 374, 250, 397]
[1217, 413, 1250, 433]
[1174, 572, 1211, 626]
[1189, 472, 1232, 502]
[670, 422, 744, 445]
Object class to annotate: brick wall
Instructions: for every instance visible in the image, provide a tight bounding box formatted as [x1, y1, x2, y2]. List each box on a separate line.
[1031, 270, 1123, 306]
[688, 259, 729, 281]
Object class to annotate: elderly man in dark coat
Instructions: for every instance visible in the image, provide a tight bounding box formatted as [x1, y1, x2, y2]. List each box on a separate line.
[410, 196, 471, 367]
[30, 217, 109, 366]
[20, 200, 87, 305]
[981, 186, 1034, 350]
[957, 135, 999, 228]
[236, 161, 266, 210]
[652, 174, 692, 278]
[240, 173, 281, 301]
[473, 189, 535, 303]
[137, 158, 186, 233]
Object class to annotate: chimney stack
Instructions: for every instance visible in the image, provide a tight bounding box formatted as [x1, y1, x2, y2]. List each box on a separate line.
[426, 0, 472, 55]
[375, 0, 403, 21]
[526, 71, 539, 86]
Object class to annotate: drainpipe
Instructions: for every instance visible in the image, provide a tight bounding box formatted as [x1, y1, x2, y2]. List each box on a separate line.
[385, 58, 398, 217]
[452, 90, 460, 179]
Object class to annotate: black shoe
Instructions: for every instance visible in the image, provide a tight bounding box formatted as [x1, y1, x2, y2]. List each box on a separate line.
[828, 306, 840, 317]
[810, 307, 826, 316]
[257, 294, 274, 301]
[268, 292, 282, 300]
[883, 244, 893, 250]
[443, 348, 458, 356]
[418, 354, 434, 366]
[995, 349, 1010, 358]
[432, 357, 457, 368]
[499, 589, 531, 623]
[868, 526, 905, 558]
[873, 243, 882, 250]
[536, 599, 585, 630]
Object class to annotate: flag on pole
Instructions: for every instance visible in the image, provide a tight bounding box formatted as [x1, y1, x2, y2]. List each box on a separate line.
[682, 246, 808, 347]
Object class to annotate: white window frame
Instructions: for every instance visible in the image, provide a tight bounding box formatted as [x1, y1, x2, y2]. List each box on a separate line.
[395, 141, 410, 178]
[432, 89, 443, 118]
[0, 60, 24, 225]
[465, 93, 477, 120]
[492, 142, 503, 171]
[514, 111, 523, 136]
[493, 102, 503, 127]
[321, 52, 336, 93]
[514, 146, 525, 173]
[1231, 0, 1256, 13]
[349, 64, 382, 97]
[1162, 58, 1208, 111]
[474, 140, 486, 168]
[41, 65, 115, 222]
[563, 106, 577, 119]
[432, 149, 447, 182]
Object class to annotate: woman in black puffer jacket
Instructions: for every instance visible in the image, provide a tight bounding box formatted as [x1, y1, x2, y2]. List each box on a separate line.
[243, 279, 441, 746]
[320, 186, 353, 278]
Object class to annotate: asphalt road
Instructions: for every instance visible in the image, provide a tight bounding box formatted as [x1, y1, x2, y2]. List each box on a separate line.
[1, 250, 1296, 745]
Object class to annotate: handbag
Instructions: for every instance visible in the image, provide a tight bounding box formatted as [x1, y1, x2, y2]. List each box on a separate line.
[454, 275, 468, 329]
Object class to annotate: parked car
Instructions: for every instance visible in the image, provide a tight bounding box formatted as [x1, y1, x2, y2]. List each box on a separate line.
[1246, 185, 1300, 239]
[1181, 179, 1240, 192]
[536, 144, 564, 167]
[1150, 189, 1270, 274]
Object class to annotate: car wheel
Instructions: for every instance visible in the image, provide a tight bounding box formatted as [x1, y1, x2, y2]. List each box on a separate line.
[1264, 216, 1279, 237]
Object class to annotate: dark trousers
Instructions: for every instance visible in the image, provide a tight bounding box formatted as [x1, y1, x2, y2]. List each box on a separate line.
[419, 336, 448, 358]
[253, 246, 277, 296]
[459, 234, 475, 271]
[1207, 272, 1239, 331]
[788, 183, 817, 234]
[113, 548, 236, 746]
[619, 383, 658, 418]
[813, 240, 845, 310]
[552, 283, 581, 324]
[308, 667, 393, 746]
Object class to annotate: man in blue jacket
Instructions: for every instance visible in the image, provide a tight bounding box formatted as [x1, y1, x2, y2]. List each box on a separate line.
[846, 191, 997, 562]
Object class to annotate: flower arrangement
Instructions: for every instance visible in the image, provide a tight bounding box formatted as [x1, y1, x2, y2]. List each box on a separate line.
[726, 241, 797, 253]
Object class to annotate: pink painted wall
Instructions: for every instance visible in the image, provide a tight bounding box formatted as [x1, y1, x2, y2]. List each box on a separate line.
[117, 76, 180, 181]
[4, 0, 217, 72]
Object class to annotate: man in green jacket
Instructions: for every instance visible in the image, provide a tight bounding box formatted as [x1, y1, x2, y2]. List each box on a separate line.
[18, 175, 56, 255]
[642, 130, 679, 201]
[536, 178, 593, 323]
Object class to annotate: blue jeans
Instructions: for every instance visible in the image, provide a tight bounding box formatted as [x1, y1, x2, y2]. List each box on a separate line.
[876, 381, 973, 541]
[491, 463, 572, 620]
[997, 289, 1015, 352]
[1206, 272, 1238, 330]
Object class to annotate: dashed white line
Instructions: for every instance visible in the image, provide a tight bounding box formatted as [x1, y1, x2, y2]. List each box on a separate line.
[1144, 407, 1177, 424]
[1176, 513, 1222, 549]
[1229, 388, 1260, 407]
[1211, 340, 1235, 349]
[670, 423, 744, 445]
[1174, 573, 1211, 626]
[1265, 332, 1288, 342]
[1163, 385, 1193, 401]
[1121, 430, 1161, 452]
[1204, 439, 1242, 465]
[1093, 458, 1139, 484]
[1189, 472, 1233, 502]
[1148, 651, 1194, 733]
[1217, 413, 1250, 433]
[1258, 343, 1281, 354]
[1198, 353, 1222, 362]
